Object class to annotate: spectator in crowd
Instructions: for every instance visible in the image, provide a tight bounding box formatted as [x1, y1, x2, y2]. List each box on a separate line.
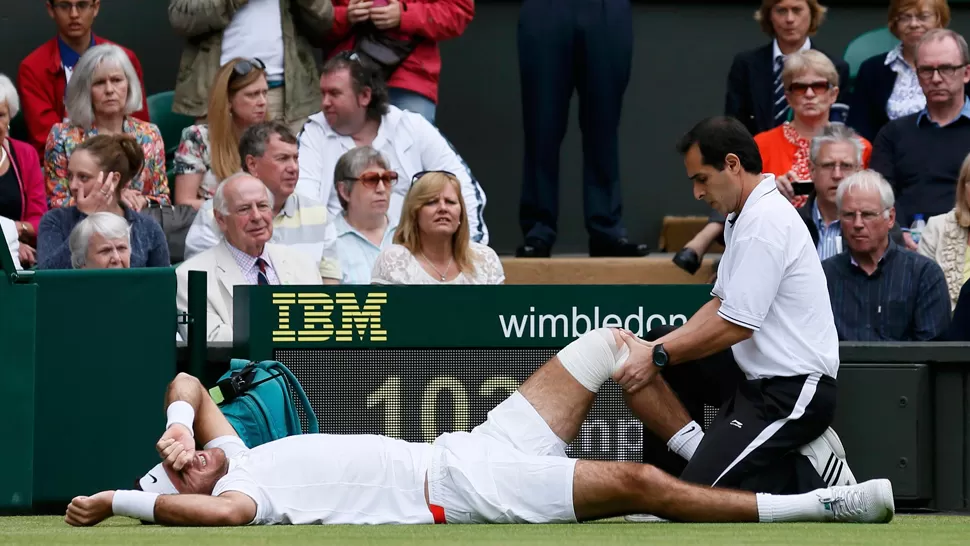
[18, 0, 149, 155]
[183, 121, 340, 283]
[725, 0, 849, 137]
[176, 173, 322, 342]
[37, 134, 169, 269]
[760, 52, 872, 207]
[797, 124, 902, 261]
[675, 51, 866, 274]
[516, 0, 646, 259]
[849, 0, 964, 141]
[870, 29, 970, 250]
[372, 171, 503, 284]
[167, 0, 333, 135]
[328, 0, 473, 123]
[68, 211, 130, 269]
[44, 45, 168, 210]
[946, 277, 970, 340]
[917, 152, 970, 309]
[332, 146, 397, 284]
[822, 170, 950, 341]
[296, 53, 488, 243]
[173, 58, 269, 210]
[0, 75, 48, 268]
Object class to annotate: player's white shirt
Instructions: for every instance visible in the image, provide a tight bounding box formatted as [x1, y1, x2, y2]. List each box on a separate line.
[713, 174, 840, 380]
[211, 434, 434, 525]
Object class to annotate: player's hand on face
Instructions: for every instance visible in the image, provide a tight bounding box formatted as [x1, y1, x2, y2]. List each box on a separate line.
[65, 490, 114, 526]
[156, 436, 195, 471]
[157, 423, 194, 456]
[611, 329, 659, 394]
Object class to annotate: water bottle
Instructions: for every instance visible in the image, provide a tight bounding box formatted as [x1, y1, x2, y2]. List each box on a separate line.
[910, 214, 926, 245]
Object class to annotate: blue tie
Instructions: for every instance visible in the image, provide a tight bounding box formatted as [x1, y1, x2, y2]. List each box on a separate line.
[772, 55, 789, 124]
[256, 258, 269, 286]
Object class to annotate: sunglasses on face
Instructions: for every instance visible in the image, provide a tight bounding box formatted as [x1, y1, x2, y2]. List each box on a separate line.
[229, 58, 266, 85]
[354, 171, 399, 189]
[410, 170, 457, 185]
[786, 81, 833, 95]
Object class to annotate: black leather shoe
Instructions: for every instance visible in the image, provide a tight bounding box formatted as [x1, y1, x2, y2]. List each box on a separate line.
[515, 239, 552, 258]
[672, 248, 701, 275]
[589, 238, 650, 257]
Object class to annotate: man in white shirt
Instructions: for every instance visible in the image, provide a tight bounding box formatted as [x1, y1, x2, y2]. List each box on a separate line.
[66, 329, 893, 527]
[175, 173, 322, 342]
[184, 121, 340, 283]
[615, 117, 854, 497]
[295, 52, 489, 244]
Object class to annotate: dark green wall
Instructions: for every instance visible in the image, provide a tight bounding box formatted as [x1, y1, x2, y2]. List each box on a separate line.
[4, 1, 970, 253]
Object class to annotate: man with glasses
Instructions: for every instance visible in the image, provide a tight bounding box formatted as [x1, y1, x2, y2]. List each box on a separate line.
[296, 52, 488, 244]
[871, 28, 970, 250]
[821, 170, 950, 341]
[17, 0, 149, 154]
[183, 121, 341, 285]
[797, 123, 905, 261]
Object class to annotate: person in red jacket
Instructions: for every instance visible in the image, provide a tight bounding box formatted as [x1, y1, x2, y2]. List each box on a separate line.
[16, 0, 149, 155]
[327, 0, 474, 124]
[0, 75, 49, 268]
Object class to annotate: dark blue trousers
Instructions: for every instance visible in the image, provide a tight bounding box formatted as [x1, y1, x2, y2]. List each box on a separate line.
[518, 0, 633, 245]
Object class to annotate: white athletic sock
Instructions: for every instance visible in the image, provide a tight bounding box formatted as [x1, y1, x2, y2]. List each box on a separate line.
[557, 328, 628, 392]
[756, 490, 829, 522]
[667, 421, 704, 461]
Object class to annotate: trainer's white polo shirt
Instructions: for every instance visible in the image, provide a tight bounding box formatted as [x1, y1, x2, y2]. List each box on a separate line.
[712, 174, 840, 380]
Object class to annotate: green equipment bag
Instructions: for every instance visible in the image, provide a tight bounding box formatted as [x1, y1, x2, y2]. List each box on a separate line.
[208, 359, 319, 447]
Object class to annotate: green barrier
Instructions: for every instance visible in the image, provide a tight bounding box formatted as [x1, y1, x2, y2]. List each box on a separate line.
[30, 268, 178, 505]
[233, 284, 713, 358]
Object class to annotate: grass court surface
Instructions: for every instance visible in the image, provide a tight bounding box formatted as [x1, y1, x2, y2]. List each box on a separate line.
[2, 514, 970, 545]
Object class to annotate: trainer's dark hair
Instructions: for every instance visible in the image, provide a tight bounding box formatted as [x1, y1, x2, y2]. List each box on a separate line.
[675, 116, 763, 174]
[321, 52, 390, 122]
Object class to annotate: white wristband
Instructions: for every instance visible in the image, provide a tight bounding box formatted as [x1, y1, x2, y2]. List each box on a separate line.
[112, 490, 159, 522]
[165, 401, 195, 436]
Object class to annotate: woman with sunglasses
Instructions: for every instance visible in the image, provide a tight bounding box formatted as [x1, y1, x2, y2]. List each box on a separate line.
[332, 146, 399, 284]
[372, 171, 504, 285]
[173, 58, 268, 210]
[757, 50, 872, 207]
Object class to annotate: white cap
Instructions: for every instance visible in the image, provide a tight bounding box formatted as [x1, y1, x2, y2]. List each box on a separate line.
[138, 463, 179, 495]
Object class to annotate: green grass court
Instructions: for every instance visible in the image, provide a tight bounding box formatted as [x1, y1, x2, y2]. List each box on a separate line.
[2, 515, 970, 545]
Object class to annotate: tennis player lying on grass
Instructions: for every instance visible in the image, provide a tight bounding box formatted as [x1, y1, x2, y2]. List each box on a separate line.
[65, 329, 895, 527]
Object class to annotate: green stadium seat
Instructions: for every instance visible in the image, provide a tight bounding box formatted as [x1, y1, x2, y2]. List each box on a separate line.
[844, 28, 900, 83]
[147, 90, 195, 167]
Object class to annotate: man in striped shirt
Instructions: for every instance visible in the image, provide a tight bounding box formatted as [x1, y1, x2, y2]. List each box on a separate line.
[821, 170, 951, 341]
[184, 121, 340, 283]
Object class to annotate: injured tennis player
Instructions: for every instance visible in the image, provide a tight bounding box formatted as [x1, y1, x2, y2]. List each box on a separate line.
[65, 329, 895, 527]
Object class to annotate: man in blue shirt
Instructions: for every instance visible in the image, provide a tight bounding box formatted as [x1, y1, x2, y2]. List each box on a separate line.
[822, 170, 951, 341]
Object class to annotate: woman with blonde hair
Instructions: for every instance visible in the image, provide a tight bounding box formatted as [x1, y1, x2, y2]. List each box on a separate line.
[173, 58, 268, 210]
[918, 151, 970, 309]
[372, 171, 504, 285]
[44, 44, 169, 210]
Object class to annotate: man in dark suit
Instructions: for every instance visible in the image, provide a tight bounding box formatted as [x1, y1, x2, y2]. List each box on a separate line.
[725, 0, 850, 137]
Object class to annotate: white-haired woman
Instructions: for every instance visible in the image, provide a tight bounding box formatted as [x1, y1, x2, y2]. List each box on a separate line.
[0, 74, 48, 267]
[69, 211, 131, 269]
[44, 44, 169, 210]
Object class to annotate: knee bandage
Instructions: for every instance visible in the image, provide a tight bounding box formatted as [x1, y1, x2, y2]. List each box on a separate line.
[556, 328, 630, 392]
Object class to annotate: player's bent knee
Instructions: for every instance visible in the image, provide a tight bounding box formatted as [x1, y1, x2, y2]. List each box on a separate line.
[557, 328, 629, 393]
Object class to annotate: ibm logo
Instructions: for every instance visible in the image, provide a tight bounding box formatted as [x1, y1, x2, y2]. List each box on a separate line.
[272, 292, 388, 343]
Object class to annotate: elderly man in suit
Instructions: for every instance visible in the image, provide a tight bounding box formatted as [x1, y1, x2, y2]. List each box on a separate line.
[176, 173, 322, 342]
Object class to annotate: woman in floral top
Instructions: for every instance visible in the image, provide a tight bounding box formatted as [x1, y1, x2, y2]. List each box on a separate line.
[44, 44, 169, 210]
[173, 58, 269, 210]
[754, 50, 872, 207]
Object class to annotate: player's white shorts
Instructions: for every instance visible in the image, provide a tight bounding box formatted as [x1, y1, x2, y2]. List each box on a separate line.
[427, 391, 577, 524]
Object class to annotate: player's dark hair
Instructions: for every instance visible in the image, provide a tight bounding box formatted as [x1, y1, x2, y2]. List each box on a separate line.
[676, 116, 763, 174]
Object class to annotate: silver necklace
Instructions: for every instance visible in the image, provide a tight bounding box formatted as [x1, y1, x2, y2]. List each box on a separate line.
[420, 252, 453, 281]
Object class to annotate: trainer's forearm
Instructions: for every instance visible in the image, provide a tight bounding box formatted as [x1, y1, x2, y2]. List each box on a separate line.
[662, 313, 752, 366]
[656, 297, 720, 342]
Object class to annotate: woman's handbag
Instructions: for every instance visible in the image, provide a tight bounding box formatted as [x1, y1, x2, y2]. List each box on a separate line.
[353, 23, 422, 80]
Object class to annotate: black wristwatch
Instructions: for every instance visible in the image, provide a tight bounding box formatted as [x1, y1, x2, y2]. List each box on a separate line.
[653, 343, 669, 368]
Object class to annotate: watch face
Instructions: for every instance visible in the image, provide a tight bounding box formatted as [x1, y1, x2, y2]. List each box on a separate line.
[654, 345, 667, 366]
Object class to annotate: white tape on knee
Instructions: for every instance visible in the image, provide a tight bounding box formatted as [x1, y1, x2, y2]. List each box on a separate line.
[557, 328, 630, 392]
